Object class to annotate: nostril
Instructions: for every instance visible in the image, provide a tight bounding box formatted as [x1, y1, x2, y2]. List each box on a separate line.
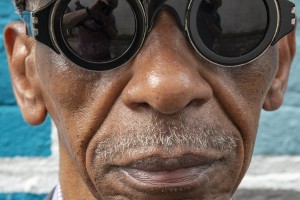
[123, 76, 213, 114]
[187, 98, 211, 108]
[186, 99, 197, 108]
[140, 102, 151, 109]
[129, 102, 151, 111]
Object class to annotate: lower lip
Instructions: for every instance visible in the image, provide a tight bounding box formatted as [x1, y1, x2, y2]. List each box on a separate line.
[121, 165, 214, 190]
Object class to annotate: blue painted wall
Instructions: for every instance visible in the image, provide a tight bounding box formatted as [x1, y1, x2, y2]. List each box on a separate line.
[0, 0, 299, 199]
[0, 193, 46, 200]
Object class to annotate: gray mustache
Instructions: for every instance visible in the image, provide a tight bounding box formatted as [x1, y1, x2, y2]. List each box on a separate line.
[94, 117, 238, 161]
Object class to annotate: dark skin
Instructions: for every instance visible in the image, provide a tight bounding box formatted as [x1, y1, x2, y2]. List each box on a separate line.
[4, 4, 296, 200]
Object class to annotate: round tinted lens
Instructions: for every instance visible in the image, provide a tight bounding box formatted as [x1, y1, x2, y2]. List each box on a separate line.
[62, 0, 136, 62]
[196, 0, 268, 57]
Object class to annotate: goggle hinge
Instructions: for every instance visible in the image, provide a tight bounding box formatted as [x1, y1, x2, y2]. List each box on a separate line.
[272, 0, 296, 45]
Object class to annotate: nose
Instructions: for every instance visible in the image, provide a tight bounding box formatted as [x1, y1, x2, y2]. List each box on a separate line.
[122, 11, 213, 114]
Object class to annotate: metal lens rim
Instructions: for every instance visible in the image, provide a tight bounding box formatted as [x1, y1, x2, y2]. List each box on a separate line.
[187, 0, 278, 67]
[52, 0, 147, 71]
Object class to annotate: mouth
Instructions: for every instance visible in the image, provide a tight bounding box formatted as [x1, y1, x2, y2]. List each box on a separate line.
[116, 154, 224, 192]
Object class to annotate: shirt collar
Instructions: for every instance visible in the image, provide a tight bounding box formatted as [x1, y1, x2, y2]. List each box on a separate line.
[52, 184, 64, 200]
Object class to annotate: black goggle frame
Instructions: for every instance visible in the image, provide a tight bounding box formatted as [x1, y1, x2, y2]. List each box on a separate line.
[22, 0, 296, 71]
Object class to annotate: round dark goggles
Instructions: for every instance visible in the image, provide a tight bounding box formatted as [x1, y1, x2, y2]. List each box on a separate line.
[22, 0, 296, 71]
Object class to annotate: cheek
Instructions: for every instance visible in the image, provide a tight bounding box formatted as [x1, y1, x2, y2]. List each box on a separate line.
[235, 47, 278, 106]
[35, 44, 130, 173]
[203, 47, 279, 186]
[216, 46, 278, 119]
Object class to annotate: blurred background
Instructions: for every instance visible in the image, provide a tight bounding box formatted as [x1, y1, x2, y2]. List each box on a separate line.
[0, 0, 299, 199]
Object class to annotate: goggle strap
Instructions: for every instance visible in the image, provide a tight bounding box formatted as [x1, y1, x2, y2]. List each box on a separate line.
[22, 0, 59, 54]
[272, 0, 295, 45]
[22, 11, 35, 36]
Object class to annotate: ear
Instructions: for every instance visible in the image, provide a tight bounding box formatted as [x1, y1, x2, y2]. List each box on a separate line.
[263, 29, 296, 111]
[4, 22, 47, 125]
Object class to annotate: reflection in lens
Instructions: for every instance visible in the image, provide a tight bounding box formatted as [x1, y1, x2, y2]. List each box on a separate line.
[196, 0, 268, 57]
[62, 0, 136, 62]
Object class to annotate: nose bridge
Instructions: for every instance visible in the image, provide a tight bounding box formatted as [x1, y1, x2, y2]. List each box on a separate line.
[146, 0, 189, 31]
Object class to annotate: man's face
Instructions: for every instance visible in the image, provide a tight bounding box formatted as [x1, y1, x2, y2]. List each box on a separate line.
[5, 1, 295, 199]
[37, 12, 277, 199]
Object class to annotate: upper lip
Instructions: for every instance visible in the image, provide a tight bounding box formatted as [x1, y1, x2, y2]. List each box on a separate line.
[122, 153, 223, 171]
